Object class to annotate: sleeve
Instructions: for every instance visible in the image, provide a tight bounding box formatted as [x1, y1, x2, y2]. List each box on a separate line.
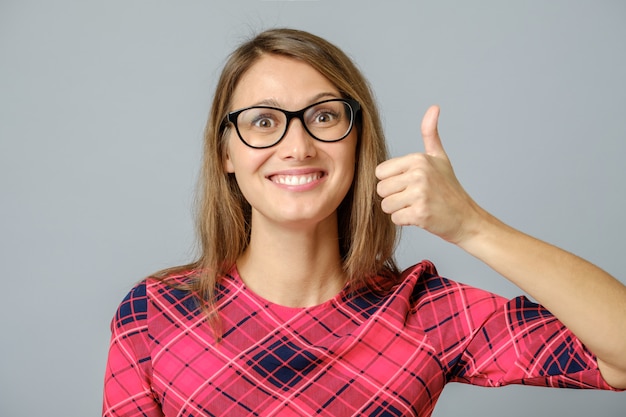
[102, 281, 164, 417]
[418, 275, 620, 390]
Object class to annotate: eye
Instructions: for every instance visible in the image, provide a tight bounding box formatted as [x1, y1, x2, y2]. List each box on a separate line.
[306, 101, 346, 127]
[244, 110, 282, 131]
[315, 112, 336, 123]
[252, 116, 276, 129]
[309, 109, 341, 126]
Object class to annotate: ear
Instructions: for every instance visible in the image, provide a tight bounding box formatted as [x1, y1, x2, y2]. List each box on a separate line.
[224, 154, 235, 174]
[224, 150, 235, 173]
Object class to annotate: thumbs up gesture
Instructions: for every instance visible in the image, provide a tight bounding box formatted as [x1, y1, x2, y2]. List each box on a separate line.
[375, 105, 484, 245]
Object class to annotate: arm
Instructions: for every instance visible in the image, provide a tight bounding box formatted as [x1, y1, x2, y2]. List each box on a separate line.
[375, 105, 626, 388]
[463, 208, 626, 388]
[103, 282, 163, 417]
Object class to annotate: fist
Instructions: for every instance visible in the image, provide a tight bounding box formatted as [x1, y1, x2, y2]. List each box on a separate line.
[375, 105, 480, 244]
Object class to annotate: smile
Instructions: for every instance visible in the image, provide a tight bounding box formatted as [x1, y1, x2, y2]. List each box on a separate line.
[270, 172, 324, 186]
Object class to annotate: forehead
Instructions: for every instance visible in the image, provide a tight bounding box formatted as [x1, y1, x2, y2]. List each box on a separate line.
[231, 54, 341, 110]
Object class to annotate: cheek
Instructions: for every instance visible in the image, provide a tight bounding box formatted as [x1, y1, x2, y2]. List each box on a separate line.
[331, 140, 358, 196]
[341, 136, 358, 173]
[224, 139, 272, 175]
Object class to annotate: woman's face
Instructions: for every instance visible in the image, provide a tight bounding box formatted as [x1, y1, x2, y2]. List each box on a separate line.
[224, 54, 357, 230]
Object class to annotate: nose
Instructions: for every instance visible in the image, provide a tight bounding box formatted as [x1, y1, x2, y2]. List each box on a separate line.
[276, 118, 317, 160]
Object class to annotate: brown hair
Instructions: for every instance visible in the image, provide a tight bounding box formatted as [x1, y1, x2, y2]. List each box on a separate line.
[158, 28, 400, 333]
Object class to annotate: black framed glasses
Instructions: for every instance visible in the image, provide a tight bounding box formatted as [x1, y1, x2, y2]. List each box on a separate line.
[225, 98, 360, 149]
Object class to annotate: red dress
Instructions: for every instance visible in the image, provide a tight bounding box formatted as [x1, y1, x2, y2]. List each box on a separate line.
[103, 261, 617, 416]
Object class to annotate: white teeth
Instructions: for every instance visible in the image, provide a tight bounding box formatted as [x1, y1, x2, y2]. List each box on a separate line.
[273, 173, 321, 185]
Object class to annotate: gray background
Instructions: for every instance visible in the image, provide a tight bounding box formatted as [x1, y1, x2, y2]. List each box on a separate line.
[1, 0, 625, 416]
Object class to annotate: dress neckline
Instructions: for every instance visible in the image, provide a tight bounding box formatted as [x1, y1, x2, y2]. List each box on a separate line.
[225, 265, 351, 322]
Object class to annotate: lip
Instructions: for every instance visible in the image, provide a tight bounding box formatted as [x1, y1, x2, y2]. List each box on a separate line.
[266, 168, 327, 190]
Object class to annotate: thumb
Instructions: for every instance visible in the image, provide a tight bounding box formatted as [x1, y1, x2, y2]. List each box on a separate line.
[421, 105, 446, 158]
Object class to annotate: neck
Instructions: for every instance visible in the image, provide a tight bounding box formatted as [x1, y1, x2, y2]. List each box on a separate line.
[237, 215, 346, 308]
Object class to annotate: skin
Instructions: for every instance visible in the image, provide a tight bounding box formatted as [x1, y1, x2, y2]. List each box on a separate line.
[376, 105, 626, 388]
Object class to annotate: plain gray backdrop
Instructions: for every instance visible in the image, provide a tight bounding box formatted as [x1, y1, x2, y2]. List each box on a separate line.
[1, 0, 625, 416]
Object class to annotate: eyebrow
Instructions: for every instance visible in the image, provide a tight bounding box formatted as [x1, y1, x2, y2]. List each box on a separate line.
[252, 92, 341, 109]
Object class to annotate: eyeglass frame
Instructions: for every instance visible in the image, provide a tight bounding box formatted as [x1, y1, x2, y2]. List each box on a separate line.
[224, 98, 361, 149]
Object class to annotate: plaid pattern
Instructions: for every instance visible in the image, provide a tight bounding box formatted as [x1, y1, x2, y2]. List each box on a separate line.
[103, 261, 617, 416]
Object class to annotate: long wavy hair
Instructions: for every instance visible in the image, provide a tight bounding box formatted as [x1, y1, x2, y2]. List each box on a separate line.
[158, 28, 400, 333]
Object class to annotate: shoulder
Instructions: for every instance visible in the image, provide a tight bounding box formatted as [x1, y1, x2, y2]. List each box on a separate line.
[397, 261, 508, 324]
[111, 270, 199, 330]
[112, 280, 149, 330]
[398, 260, 503, 300]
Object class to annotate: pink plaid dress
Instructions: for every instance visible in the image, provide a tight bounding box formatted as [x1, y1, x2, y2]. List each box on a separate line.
[103, 261, 617, 416]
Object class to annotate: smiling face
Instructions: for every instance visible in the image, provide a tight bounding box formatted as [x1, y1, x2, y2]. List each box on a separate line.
[224, 54, 357, 231]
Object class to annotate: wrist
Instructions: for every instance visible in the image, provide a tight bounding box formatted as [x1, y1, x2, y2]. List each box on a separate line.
[455, 203, 509, 255]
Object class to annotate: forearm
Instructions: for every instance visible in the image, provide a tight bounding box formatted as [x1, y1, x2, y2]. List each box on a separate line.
[459, 210, 626, 388]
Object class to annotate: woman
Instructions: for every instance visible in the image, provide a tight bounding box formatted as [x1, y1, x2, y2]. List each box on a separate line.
[103, 28, 625, 416]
